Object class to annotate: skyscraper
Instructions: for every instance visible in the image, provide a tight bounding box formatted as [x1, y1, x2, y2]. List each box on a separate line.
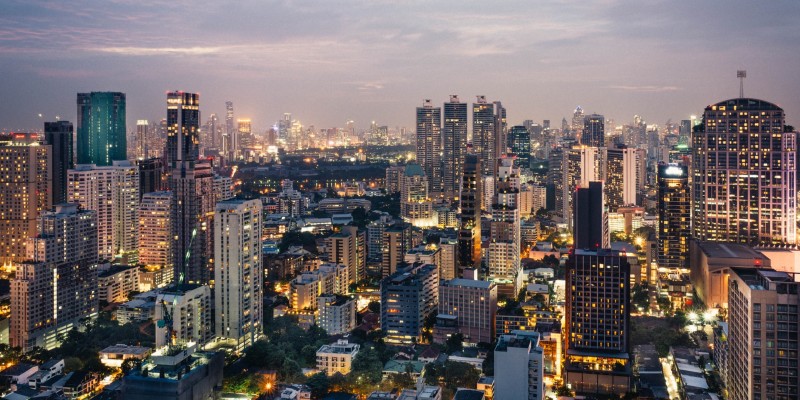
[582, 114, 605, 147]
[0, 133, 51, 265]
[416, 99, 443, 197]
[138, 157, 164, 198]
[565, 249, 631, 395]
[138, 191, 173, 270]
[214, 199, 263, 353]
[605, 145, 640, 211]
[561, 146, 600, 225]
[442, 95, 468, 200]
[507, 125, 531, 169]
[165, 91, 200, 169]
[44, 121, 73, 205]
[458, 155, 482, 273]
[134, 120, 149, 160]
[77, 92, 126, 166]
[380, 263, 438, 344]
[573, 181, 609, 250]
[400, 163, 435, 227]
[692, 98, 796, 244]
[473, 96, 496, 178]
[657, 164, 690, 271]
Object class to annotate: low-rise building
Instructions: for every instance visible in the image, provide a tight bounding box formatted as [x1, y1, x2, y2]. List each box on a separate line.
[316, 340, 360, 376]
[493, 331, 544, 400]
[99, 344, 152, 368]
[317, 295, 356, 336]
[97, 265, 140, 304]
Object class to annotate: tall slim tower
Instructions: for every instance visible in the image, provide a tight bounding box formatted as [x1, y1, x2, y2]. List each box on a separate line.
[416, 100, 443, 197]
[582, 114, 605, 147]
[473, 96, 496, 178]
[44, 121, 74, 205]
[166, 91, 200, 169]
[76, 92, 126, 166]
[692, 98, 796, 244]
[605, 145, 640, 211]
[573, 181, 609, 250]
[507, 125, 531, 169]
[0, 133, 51, 266]
[442, 95, 468, 201]
[657, 163, 690, 270]
[134, 120, 149, 160]
[214, 199, 263, 353]
[458, 155, 482, 273]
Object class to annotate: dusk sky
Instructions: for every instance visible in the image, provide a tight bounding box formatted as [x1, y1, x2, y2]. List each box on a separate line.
[2, 0, 800, 132]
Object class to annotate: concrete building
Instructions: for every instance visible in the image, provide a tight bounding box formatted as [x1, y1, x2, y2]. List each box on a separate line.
[317, 294, 356, 335]
[416, 100, 443, 196]
[442, 95, 468, 201]
[68, 161, 139, 263]
[605, 145, 641, 211]
[0, 133, 51, 266]
[138, 191, 173, 270]
[123, 345, 223, 400]
[657, 163, 692, 309]
[458, 154, 482, 274]
[435, 279, 497, 345]
[99, 344, 151, 368]
[401, 164, 436, 227]
[727, 268, 799, 400]
[437, 237, 458, 281]
[154, 285, 213, 348]
[97, 265, 139, 304]
[689, 241, 771, 308]
[290, 263, 349, 310]
[316, 340, 360, 375]
[493, 330, 544, 400]
[381, 264, 438, 344]
[214, 199, 263, 352]
[382, 224, 412, 277]
[326, 225, 366, 284]
[573, 181, 609, 250]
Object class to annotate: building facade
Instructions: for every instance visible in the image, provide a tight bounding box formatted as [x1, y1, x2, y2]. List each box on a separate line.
[436, 279, 497, 345]
[442, 96, 468, 201]
[380, 264, 438, 344]
[416, 100, 442, 197]
[77, 92, 126, 166]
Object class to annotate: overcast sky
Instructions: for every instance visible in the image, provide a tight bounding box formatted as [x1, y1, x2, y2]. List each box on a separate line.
[2, 0, 799, 133]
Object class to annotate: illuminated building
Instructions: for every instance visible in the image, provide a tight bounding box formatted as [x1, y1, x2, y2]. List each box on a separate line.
[657, 163, 691, 308]
[494, 331, 544, 400]
[138, 157, 164, 198]
[68, 161, 139, 263]
[214, 199, 263, 353]
[605, 145, 641, 211]
[692, 98, 796, 244]
[11, 204, 98, 351]
[400, 163, 436, 227]
[44, 121, 74, 205]
[326, 225, 366, 284]
[508, 125, 531, 169]
[416, 99, 443, 196]
[727, 268, 800, 400]
[77, 92, 126, 166]
[458, 155, 482, 273]
[317, 295, 356, 336]
[581, 114, 604, 147]
[316, 340, 360, 376]
[381, 223, 412, 277]
[435, 279, 497, 345]
[154, 285, 213, 348]
[473, 96, 496, 178]
[442, 95, 468, 200]
[0, 133, 51, 265]
[135, 120, 149, 160]
[560, 146, 600, 225]
[380, 263, 438, 344]
[565, 249, 631, 395]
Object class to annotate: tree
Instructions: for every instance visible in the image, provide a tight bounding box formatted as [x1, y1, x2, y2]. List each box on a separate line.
[367, 301, 381, 314]
[442, 361, 480, 392]
[444, 333, 464, 354]
[350, 348, 383, 385]
[631, 284, 649, 311]
[306, 372, 330, 398]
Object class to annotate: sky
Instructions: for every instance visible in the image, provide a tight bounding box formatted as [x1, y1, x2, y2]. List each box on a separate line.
[1, 0, 800, 133]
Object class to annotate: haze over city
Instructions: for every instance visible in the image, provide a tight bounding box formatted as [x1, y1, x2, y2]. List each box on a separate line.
[2, 0, 800, 131]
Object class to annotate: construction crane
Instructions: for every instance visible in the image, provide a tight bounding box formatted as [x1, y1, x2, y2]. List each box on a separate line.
[156, 227, 197, 351]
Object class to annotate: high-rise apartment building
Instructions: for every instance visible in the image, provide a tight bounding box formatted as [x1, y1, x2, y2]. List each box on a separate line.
[165, 91, 200, 169]
[381, 223, 412, 277]
[565, 249, 631, 395]
[657, 164, 690, 270]
[573, 181, 609, 250]
[692, 98, 796, 244]
[494, 330, 545, 400]
[488, 163, 521, 287]
[214, 199, 263, 353]
[317, 295, 357, 336]
[326, 225, 365, 284]
[0, 133, 51, 265]
[44, 121, 74, 205]
[138, 157, 164, 198]
[138, 191, 173, 269]
[508, 125, 531, 169]
[134, 120, 149, 160]
[458, 155, 482, 273]
[380, 263, 438, 344]
[401, 163, 435, 227]
[154, 285, 213, 348]
[416, 100, 443, 197]
[435, 279, 497, 345]
[442, 95, 468, 201]
[727, 268, 799, 400]
[561, 146, 600, 225]
[77, 92, 126, 166]
[68, 161, 139, 263]
[582, 114, 605, 147]
[605, 145, 640, 211]
[11, 204, 98, 351]
[473, 96, 496, 178]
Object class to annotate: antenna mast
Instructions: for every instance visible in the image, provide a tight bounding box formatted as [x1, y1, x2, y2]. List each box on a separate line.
[737, 70, 746, 98]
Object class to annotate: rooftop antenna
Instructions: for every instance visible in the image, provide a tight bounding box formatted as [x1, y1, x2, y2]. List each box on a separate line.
[737, 70, 746, 98]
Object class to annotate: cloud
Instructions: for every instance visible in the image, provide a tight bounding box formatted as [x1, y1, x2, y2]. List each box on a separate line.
[605, 85, 681, 93]
[88, 46, 226, 56]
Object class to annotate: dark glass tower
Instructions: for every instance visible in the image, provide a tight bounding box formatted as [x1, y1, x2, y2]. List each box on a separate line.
[581, 114, 604, 147]
[76, 92, 126, 166]
[657, 163, 690, 270]
[458, 155, 482, 274]
[415, 99, 442, 197]
[507, 125, 531, 169]
[166, 91, 200, 168]
[472, 96, 495, 177]
[44, 121, 74, 204]
[573, 181, 608, 250]
[442, 95, 468, 201]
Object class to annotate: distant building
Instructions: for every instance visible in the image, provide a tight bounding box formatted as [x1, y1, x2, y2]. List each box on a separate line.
[493, 331, 544, 400]
[381, 264, 438, 344]
[44, 121, 74, 205]
[657, 163, 691, 309]
[416, 99, 443, 196]
[76, 92, 126, 166]
[316, 340, 360, 375]
[442, 95, 468, 200]
[435, 279, 497, 345]
[573, 181, 608, 250]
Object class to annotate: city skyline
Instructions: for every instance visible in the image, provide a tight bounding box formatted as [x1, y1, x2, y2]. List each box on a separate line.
[2, 1, 800, 131]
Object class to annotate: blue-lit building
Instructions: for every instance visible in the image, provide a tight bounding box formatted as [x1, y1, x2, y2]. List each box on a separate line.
[77, 92, 126, 166]
[507, 125, 531, 169]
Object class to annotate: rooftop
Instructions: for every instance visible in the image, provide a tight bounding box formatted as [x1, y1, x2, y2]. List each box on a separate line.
[444, 278, 493, 289]
[707, 98, 782, 112]
[697, 242, 768, 261]
[453, 389, 485, 400]
[100, 344, 151, 356]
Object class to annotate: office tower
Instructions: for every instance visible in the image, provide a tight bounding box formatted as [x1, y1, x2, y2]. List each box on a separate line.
[473, 96, 496, 177]
[68, 161, 139, 263]
[0, 134, 51, 265]
[11, 204, 98, 351]
[139, 191, 173, 269]
[508, 125, 531, 169]
[435, 279, 497, 345]
[561, 146, 600, 225]
[488, 159, 522, 289]
[317, 295, 357, 336]
[154, 285, 213, 348]
[381, 223, 412, 277]
[573, 181, 609, 250]
[225, 101, 234, 140]
[204, 114, 219, 149]
[565, 249, 631, 395]
[44, 121, 73, 205]
[236, 118, 251, 150]
[571, 106, 585, 137]
[401, 163, 435, 227]
[605, 145, 642, 211]
[438, 236, 458, 281]
[380, 263, 438, 344]
[415, 99, 443, 197]
[727, 268, 799, 400]
[138, 157, 164, 198]
[166, 91, 214, 285]
[582, 114, 605, 147]
[76, 92, 126, 165]
[692, 98, 797, 244]
[657, 164, 690, 273]
[327, 225, 366, 284]
[494, 331, 545, 400]
[458, 155, 482, 273]
[442, 95, 468, 200]
[214, 199, 262, 353]
[134, 120, 149, 160]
